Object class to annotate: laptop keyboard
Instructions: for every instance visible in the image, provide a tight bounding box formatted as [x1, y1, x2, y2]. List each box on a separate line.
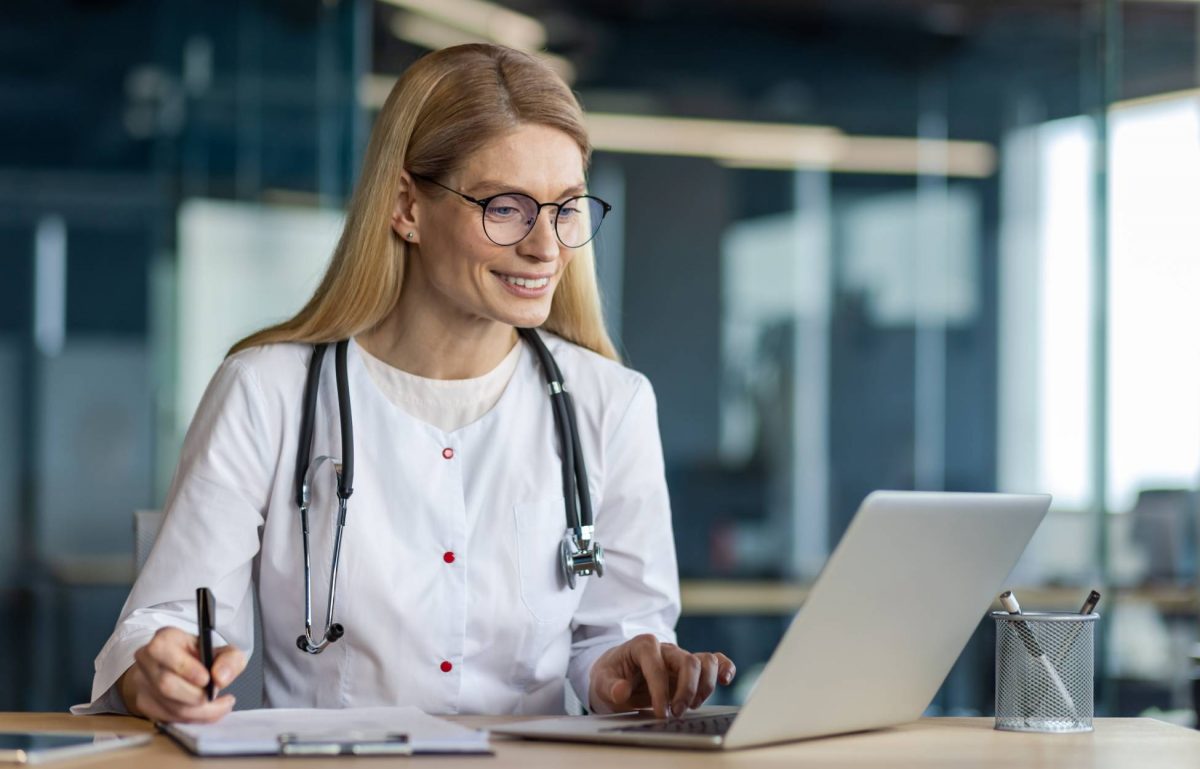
[604, 713, 736, 736]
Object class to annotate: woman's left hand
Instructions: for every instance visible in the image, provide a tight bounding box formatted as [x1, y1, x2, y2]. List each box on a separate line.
[588, 634, 736, 718]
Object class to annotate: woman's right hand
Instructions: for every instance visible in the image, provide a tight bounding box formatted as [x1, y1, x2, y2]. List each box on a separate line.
[117, 626, 245, 723]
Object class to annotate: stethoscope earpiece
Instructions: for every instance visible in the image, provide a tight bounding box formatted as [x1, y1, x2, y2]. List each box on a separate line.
[294, 621, 345, 654]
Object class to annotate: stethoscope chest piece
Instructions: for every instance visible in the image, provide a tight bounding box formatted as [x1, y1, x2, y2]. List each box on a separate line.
[560, 532, 606, 590]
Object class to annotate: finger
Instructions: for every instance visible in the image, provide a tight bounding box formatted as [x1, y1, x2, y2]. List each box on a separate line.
[691, 654, 720, 709]
[211, 646, 248, 690]
[147, 661, 208, 707]
[124, 666, 165, 721]
[631, 635, 671, 719]
[589, 646, 637, 712]
[715, 653, 737, 685]
[607, 678, 634, 706]
[138, 687, 235, 724]
[131, 686, 178, 724]
[170, 694, 237, 723]
[134, 646, 208, 703]
[663, 647, 701, 717]
[142, 630, 209, 688]
[126, 665, 218, 723]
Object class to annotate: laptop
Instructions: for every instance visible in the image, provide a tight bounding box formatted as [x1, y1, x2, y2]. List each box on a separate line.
[493, 490, 1051, 750]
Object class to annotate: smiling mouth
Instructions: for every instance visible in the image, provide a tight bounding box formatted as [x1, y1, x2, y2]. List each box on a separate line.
[493, 272, 551, 289]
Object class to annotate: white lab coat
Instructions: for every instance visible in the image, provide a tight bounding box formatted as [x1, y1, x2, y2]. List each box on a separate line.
[76, 333, 680, 715]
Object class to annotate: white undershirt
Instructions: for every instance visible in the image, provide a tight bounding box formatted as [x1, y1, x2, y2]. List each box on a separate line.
[357, 340, 523, 432]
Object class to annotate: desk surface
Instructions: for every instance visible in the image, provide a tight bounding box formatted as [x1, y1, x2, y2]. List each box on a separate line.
[3, 712, 1198, 768]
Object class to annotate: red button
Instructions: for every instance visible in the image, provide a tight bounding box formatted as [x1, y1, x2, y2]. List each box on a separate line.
[443, 552, 455, 564]
[442, 448, 454, 460]
[440, 661, 453, 673]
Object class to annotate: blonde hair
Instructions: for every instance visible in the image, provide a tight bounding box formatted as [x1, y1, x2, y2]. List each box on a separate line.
[229, 44, 618, 361]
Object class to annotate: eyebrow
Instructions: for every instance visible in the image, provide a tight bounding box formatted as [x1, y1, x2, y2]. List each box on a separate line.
[468, 179, 588, 199]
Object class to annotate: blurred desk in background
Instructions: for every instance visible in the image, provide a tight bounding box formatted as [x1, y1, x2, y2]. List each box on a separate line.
[680, 580, 1200, 615]
[43, 568, 1200, 615]
[47, 555, 135, 587]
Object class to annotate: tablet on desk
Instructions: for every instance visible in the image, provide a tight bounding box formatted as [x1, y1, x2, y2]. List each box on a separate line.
[0, 732, 151, 765]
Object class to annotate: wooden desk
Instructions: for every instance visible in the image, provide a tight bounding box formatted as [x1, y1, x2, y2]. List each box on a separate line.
[3, 712, 1198, 768]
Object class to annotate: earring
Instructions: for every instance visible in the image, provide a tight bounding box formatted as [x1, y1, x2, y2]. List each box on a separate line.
[406, 232, 415, 240]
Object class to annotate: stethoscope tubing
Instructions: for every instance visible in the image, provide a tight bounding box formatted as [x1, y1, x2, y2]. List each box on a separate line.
[293, 328, 597, 655]
[333, 340, 354, 499]
[295, 339, 353, 654]
[294, 344, 327, 508]
[518, 327, 594, 537]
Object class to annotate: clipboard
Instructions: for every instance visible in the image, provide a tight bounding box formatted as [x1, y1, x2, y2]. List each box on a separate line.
[277, 731, 411, 756]
[163, 706, 491, 757]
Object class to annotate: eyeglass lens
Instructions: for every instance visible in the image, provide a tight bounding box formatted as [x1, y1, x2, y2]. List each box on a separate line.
[483, 194, 607, 248]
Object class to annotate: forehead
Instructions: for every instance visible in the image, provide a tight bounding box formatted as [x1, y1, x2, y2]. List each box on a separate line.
[456, 124, 585, 193]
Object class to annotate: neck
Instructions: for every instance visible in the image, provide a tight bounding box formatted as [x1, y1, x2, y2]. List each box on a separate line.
[356, 289, 518, 381]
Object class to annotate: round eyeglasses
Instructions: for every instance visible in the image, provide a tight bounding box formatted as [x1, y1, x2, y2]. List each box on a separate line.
[411, 172, 612, 249]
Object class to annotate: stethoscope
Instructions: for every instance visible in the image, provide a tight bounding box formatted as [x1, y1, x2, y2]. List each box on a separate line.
[293, 327, 605, 654]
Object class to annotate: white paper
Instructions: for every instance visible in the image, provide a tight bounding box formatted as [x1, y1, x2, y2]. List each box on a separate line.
[166, 706, 490, 756]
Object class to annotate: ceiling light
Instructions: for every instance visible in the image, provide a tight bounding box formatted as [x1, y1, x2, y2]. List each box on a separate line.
[377, 0, 545, 50]
[381, 4, 572, 82]
[355, 86, 997, 178]
[589, 113, 996, 178]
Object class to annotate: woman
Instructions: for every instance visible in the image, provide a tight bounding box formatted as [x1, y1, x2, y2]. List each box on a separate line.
[77, 43, 734, 723]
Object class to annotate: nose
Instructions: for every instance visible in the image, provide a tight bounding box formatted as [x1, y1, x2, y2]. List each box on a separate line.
[516, 205, 560, 262]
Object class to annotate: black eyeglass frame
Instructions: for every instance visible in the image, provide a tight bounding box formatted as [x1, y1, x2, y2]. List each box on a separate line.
[409, 171, 613, 248]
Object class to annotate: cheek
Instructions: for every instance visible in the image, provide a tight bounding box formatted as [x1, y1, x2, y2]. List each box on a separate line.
[556, 251, 577, 282]
[424, 232, 491, 284]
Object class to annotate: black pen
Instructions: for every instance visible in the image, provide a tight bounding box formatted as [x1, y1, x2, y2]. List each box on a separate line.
[1053, 589, 1101, 669]
[196, 587, 216, 701]
[1078, 590, 1101, 615]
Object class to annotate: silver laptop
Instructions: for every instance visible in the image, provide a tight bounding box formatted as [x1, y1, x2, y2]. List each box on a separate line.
[493, 490, 1050, 750]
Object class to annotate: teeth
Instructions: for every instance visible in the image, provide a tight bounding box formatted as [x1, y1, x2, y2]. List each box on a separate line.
[500, 274, 549, 289]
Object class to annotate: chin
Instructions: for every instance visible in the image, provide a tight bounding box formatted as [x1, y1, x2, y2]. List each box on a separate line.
[506, 307, 552, 329]
[492, 297, 554, 329]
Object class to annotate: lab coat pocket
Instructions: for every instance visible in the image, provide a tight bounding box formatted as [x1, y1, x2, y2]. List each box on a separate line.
[513, 495, 581, 624]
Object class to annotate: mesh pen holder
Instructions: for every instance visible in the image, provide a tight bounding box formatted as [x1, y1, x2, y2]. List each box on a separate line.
[993, 611, 1098, 733]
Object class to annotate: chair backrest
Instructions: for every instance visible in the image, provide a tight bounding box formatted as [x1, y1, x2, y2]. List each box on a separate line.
[133, 510, 264, 709]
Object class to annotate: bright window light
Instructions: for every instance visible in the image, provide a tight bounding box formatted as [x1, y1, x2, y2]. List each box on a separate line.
[1108, 95, 1200, 510]
[1000, 94, 1200, 512]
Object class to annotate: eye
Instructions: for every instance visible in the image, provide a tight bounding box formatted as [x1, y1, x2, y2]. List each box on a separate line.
[485, 194, 534, 221]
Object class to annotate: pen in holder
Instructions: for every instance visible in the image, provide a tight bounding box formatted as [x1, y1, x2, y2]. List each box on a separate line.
[993, 611, 1098, 733]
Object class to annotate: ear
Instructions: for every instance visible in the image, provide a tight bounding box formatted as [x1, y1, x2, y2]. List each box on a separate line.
[391, 171, 420, 243]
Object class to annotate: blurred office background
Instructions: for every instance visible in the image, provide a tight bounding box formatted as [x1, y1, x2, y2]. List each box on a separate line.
[3, 0, 1200, 722]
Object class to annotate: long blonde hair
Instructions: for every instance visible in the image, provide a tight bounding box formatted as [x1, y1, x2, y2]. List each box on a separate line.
[229, 44, 618, 361]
